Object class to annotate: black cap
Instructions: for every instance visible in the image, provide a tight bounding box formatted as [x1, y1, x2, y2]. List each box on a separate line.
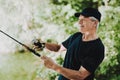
[75, 7, 101, 22]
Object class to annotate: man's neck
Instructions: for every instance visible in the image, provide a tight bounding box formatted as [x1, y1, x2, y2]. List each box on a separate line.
[82, 32, 98, 41]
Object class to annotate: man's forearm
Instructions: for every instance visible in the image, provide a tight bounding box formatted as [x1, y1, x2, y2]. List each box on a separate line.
[45, 43, 60, 52]
[53, 65, 85, 80]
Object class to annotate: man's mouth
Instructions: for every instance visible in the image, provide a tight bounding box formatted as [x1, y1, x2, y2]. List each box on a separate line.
[80, 25, 84, 27]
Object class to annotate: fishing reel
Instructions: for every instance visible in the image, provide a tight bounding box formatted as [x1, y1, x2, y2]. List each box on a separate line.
[32, 39, 45, 51]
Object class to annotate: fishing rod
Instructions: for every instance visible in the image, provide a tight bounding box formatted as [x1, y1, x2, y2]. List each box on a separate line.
[0, 29, 41, 57]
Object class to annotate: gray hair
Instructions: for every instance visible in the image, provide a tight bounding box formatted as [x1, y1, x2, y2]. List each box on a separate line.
[89, 16, 99, 29]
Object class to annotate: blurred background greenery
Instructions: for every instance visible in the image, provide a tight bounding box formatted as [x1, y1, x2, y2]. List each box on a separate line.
[0, 0, 120, 80]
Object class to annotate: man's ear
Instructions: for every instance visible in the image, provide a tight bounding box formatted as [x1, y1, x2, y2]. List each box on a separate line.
[94, 20, 98, 28]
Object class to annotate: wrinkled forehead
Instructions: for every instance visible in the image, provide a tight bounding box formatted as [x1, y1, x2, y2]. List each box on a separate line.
[79, 15, 88, 20]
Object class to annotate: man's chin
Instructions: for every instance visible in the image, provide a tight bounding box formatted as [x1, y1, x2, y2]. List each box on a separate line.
[79, 30, 84, 33]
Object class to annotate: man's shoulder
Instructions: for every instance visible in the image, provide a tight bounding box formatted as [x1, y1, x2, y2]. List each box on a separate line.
[96, 38, 105, 49]
[72, 32, 82, 38]
[73, 32, 82, 36]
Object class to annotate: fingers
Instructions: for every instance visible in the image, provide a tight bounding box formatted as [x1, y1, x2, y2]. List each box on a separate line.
[41, 55, 52, 64]
[32, 38, 44, 51]
[41, 55, 49, 67]
[33, 45, 43, 51]
[33, 46, 39, 50]
[41, 55, 46, 60]
[41, 55, 49, 60]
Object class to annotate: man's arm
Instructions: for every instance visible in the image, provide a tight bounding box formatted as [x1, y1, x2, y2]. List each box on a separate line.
[45, 43, 67, 52]
[41, 56, 90, 80]
[54, 65, 90, 80]
[33, 42, 66, 52]
[45, 43, 60, 52]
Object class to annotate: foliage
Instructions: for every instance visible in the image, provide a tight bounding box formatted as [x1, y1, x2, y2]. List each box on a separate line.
[45, 0, 120, 80]
[50, 0, 103, 10]
[0, 0, 120, 80]
[0, 52, 39, 80]
[95, 5, 120, 80]
[41, 0, 104, 34]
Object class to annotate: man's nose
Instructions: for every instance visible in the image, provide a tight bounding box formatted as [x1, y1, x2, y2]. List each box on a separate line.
[79, 20, 83, 25]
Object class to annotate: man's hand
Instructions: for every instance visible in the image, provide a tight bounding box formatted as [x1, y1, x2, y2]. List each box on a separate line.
[41, 55, 58, 69]
[41, 56, 90, 80]
[32, 39, 45, 51]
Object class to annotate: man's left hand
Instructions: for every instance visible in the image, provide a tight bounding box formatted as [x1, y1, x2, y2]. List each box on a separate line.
[41, 55, 57, 70]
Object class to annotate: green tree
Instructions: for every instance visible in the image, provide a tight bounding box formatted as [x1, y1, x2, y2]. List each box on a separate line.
[43, 0, 120, 80]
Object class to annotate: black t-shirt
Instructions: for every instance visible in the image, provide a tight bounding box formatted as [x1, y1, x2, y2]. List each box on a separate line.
[58, 32, 105, 80]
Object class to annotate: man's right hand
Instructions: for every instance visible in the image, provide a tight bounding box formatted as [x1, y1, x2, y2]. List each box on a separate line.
[32, 39, 45, 51]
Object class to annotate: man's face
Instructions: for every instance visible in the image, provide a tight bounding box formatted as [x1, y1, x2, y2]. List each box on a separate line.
[78, 15, 97, 34]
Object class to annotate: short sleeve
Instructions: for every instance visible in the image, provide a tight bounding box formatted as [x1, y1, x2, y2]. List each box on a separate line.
[82, 54, 104, 73]
[62, 32, 81, 49]
[82, 57, 99, 73]
[62, 35, 73, 49]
